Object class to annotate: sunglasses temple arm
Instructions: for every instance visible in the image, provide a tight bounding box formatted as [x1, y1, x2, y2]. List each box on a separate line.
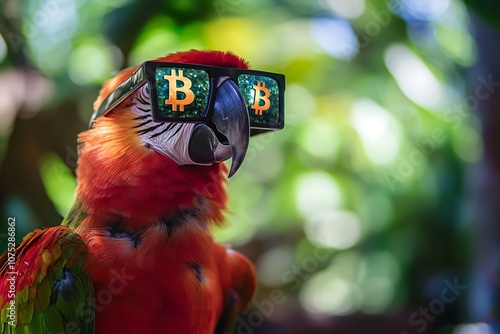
[89, 65, 147, 127]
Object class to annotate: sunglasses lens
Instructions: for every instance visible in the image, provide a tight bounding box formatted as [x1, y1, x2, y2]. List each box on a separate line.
[154, 67, 210, 119]
[238, 74, 281, 126]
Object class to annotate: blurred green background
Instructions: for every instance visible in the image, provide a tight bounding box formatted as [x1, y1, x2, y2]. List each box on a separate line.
[1, 0, 500, 333]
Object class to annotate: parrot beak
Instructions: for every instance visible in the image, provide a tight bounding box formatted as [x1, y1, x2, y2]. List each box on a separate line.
[188, 77, 250, 177]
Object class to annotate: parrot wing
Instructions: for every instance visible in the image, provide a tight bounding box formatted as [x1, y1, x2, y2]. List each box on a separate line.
[215, 249, 256, 334]
[0, 226, 94, 334]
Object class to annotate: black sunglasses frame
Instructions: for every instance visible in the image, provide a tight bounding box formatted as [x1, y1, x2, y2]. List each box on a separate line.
[92, 61, 285, 133]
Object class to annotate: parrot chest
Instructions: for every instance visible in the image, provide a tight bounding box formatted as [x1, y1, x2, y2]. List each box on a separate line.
[82, 216, 228, 333]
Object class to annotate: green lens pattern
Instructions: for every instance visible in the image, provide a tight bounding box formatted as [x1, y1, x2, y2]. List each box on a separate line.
[238, 74, 280, 125]
[155, 67, 209, 119]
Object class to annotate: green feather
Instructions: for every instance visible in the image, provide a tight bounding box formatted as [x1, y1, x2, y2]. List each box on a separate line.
[14, 326, 28, 334]
[44, 305, 65, 334]
[61, 201, 88, 229]
[17, 287, 29, 305]
[0, 227, 95, 334]
[36, 279, 52, 310]
[17, 301, 33, 325]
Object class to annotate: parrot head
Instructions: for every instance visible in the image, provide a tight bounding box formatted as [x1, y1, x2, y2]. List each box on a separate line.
[75, 50, 283, 226]
[92, 50, 251, 177]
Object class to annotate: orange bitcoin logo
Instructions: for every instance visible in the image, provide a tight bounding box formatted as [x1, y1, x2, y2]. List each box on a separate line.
[250, 81, 271, 116]
[163, 69, 195, 112]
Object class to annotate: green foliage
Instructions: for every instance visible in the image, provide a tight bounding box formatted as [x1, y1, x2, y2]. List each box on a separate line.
[39, 153, 77, 218]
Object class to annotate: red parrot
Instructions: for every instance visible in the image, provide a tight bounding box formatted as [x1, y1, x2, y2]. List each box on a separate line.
[0, 50, 284, 333]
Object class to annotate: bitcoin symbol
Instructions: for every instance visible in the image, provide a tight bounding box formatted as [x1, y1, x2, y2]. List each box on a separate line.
[250, 81, 271, 116]
[163, 69, 195, 112]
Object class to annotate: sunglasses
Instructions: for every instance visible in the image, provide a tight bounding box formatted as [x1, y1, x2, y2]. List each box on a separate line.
[92, 61, 285, 134]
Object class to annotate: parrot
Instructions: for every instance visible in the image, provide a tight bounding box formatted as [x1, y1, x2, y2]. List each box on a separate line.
[0, 49, 281, 333]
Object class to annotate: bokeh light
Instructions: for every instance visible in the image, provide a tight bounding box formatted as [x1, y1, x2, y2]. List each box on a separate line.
[295, 172, 343, 218]
[453, 323, 496, 334]
[39, 152, 76, 216]
[310, 17, 359, 60]
[321, 0, 366, 19]
[0, 34, 7, 63]
[394, 0, 451, 21]
[385, 44, 446, 111]
[305, 210, 362, 249]
[69, 36, 122, 85]
[351, 99, 401, 165]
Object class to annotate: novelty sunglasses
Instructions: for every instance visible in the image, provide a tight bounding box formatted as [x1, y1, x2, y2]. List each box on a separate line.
[92, 61, 285, 133]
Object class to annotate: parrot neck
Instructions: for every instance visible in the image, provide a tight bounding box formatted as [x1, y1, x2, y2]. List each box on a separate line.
[70, 126, 228, 231]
